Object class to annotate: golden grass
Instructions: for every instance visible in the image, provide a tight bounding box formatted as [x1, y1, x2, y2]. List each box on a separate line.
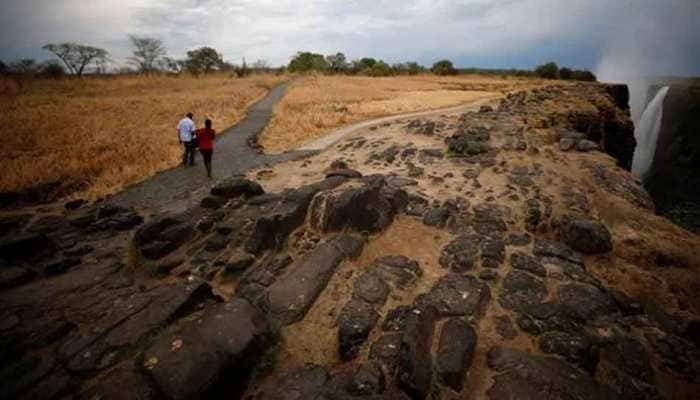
[260, 74, 541, 152]
[0, 73, 285, 200]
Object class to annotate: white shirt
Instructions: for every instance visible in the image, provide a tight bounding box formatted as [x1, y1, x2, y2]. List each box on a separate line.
[177, 117, 195, 142]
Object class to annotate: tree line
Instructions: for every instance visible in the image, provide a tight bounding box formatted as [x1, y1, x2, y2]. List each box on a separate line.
[0, 39, 596, 82]
[0, 36, 270, 78]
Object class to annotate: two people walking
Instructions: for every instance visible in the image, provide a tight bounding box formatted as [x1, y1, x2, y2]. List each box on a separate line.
[177, 113, 216, 178]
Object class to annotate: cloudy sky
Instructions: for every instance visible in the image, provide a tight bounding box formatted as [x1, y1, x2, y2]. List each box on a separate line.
[1, 0, 698, 79]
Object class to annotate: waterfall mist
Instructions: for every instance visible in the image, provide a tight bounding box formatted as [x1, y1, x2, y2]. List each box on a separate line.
[631, 87, 669, 179]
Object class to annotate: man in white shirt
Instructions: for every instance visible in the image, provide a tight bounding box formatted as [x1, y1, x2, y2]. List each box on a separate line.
[177, 113, 196, 166]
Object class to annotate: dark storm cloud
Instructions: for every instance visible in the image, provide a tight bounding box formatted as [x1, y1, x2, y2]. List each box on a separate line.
[0, 0, 698, 76]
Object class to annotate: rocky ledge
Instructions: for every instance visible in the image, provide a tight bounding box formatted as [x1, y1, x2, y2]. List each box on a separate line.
[1, 82, 699, 400]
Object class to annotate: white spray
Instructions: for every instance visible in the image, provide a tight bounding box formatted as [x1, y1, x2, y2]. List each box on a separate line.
[631, 86, 669, 180]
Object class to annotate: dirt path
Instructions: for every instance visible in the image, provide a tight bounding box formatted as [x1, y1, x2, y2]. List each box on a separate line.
[105, 82, 313, 214]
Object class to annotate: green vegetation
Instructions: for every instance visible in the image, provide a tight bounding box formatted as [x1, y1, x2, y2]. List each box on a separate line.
[534, 61, 597, 82]
[185, 47, 224, 74]
[431, 59, 457, 76]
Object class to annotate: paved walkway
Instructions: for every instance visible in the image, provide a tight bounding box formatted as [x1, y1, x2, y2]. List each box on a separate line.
[106, 82, 313, 214]
[107, 83, 502, 214]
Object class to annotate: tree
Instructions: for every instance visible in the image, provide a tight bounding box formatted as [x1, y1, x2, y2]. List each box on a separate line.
[10, 59, 38, 74]
[234, 58, 250, 77]
[42, 43, 108, 76]
[288, 52, 328, 73]
[326, 52, 347, 73]
[128, 35, 166, 73]
[431, 59, 457, 76]
[559, 67, 573, 80]
[252, 59, 270, 72]
[185, 47, 224, 74]
[0, 60, 6, 74]
[393, 62, 423, 75]
[534, 62, 559, 79]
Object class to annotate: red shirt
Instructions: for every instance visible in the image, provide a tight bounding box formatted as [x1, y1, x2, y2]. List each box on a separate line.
[196, 128, 215, 150]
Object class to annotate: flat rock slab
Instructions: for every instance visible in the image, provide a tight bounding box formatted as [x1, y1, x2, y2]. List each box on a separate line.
[417, 274, 491, 318]
[145, 298, 271, 399]
[487, 347, 619, 400]
[263, 235, 363, 324]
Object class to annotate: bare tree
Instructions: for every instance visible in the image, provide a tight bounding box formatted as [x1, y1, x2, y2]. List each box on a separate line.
[42, 43, 108, 76]
[128, 35, 167, 73]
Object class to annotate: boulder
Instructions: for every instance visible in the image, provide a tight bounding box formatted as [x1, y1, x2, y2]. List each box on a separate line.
[0, 232, 52, 262]
[347, 361, 386, 396]
[210, 178, 264, 199]
[417, 274, 491, 318]
[539, 331, 596, 369]
[135, 217, 195, 260]
[326, 168, 362, 179]
[439, 235, 480, 272]
[423, 207, 450, 227]
[499, 270, 547, 313]
[145, 298, 272, 399]
[481, 237, 505, 268]
[338, 299, 380, 361]
[559, 138, 577, 151]
[577, 139, 600, 152]
[487, 347, 618, 400]
[398, 305, 437, 400]
[372, 255, 423, 288]
[436, 318, 477, 391]
[533, 239, 583, 265]
[558, 218, 613, 254]
[309, 176, 404, 233]
[264, 235, 363, 324]
[369, 333, 402, 373]
[510, 252, 546, 277]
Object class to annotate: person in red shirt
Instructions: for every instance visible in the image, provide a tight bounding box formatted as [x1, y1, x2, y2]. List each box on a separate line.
[195, 119, 216, 178]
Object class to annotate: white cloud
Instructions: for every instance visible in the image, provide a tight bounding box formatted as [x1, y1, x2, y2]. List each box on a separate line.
[1, 0, 698, 75]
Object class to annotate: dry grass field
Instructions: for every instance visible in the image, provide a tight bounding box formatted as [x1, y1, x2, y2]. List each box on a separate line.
[0, 73, 284, 200]
[259, 74, 541, 152]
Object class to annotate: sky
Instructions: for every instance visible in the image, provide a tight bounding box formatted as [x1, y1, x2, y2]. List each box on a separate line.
[1, 0, 699, 79]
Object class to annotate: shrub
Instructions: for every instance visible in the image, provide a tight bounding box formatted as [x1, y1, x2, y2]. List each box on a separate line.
[0, 60, 6, 75]
[571, 69, 597, 82]
[41, 61, 66, 79]
[559, 67, 573, 80]
[431, 59, 457, 76]
[368, 61, 393, 77]
[535, 62, 559, 79]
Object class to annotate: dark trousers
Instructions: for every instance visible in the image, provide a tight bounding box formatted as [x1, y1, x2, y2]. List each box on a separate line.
[182, 141, 196, 166]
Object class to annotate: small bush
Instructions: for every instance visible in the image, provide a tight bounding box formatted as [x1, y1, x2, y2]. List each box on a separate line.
[431, 59, 457, 76]
[559, 67, 573, 80]
[41, 61, 66, 79]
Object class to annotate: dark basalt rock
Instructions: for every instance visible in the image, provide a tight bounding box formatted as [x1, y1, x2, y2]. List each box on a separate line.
[539, 331, 597, 370]
[347, 361, 386, 396]
[422, 207, 450, 227]
[135, 217, 195, 260]
[370, 333, 402, 373]
[0, 232, 52, 262]
[417, 274, 491, 318]
[506, 232, 532, 246]
[596, 338, 661, 399]
[558, 218, 613, 254]
[481, 237, 505, 268]
[210, 178, 264, 199]
[487, 347, 618, 400]
[251, 364, 330, 400]
[144, 298, 271, 399]
[473, 203, 508, 237]
[309, 176, 404, 234]
[510, 252, 546, 277]
[436, 318, 477, 392]
[0, 266, 36, 289]
[555, 282, 616, 321]
[383, 305, 412, 332]
[200, 196, 226, 209]
[439, 235, 480, 272]
[338, 298, 380, 361]
[524, 198, 542, 232]
[372, 256, 422, 288]
[264, 235, 363, 324]
[352, 271, 390, 305]
[326, 168, 363, 179]
[533, 239, 583, 265]
[398, 305, 437, 400]
[499, 270, 547, 313]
